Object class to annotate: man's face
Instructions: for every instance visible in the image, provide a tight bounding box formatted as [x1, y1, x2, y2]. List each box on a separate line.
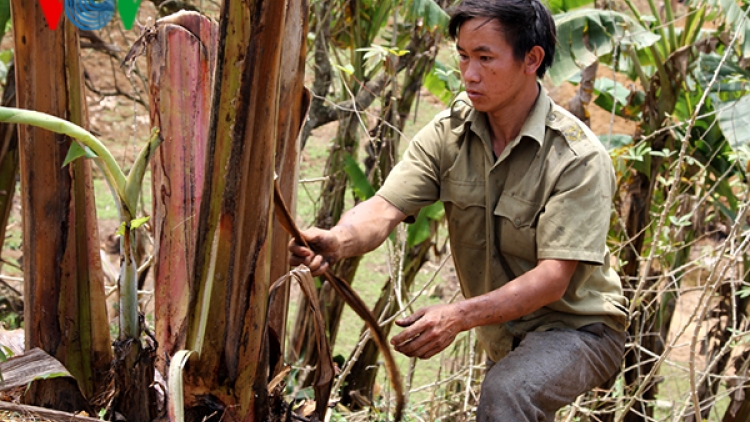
[456, 18, 529, 115]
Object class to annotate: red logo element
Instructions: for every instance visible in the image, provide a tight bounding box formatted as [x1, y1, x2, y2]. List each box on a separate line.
[38, 0, 64, 30]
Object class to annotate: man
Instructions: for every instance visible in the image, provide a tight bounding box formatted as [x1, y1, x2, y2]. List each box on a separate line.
[290, 0, 629, 419]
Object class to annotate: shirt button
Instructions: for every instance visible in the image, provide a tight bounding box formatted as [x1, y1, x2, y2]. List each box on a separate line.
[514, 218, 521, 225]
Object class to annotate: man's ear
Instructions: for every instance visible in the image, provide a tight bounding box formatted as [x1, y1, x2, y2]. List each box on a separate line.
[525, 45, 545, 75]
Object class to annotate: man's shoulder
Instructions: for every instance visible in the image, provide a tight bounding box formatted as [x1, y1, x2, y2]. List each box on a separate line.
[448, 92, 474, 121]
[545, 102, 608, 157]
[430, 92, 474, 130]
[417, 94, 475, 146]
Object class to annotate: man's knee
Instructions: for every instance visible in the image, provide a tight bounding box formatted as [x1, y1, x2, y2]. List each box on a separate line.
[477, 371, 549, 421]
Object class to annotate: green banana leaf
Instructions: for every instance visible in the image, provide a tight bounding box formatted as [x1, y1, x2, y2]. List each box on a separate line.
[592, 77, 645, 121]
[598, 133, 634, 151]
[551, 9, 660, 85]
[686, 0, 750, 56]
[694, 53, 750, 149]
[403, 0, 449, 31]
[718, 95, 750, 148]
[545, 0, 595, 13]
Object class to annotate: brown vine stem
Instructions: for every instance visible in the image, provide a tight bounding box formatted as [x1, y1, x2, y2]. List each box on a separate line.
[272, 179, 405, 421]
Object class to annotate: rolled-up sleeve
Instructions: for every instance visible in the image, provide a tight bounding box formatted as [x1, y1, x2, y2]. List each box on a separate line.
[536, 147, 615, 265]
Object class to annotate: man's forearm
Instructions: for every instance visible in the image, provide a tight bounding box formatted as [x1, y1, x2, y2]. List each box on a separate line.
[331, 196, 406, 260]
[454, 259, 577, 331]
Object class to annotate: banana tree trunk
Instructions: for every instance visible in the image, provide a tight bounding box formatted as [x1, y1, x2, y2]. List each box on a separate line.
[182, 0, 288, 419]
[299, 0, 333, 148]
[12, 0, 111, 411]
[723, 334, 750, 422]
[268, 0, 310, 371]
[147, 10, 217, 377]
[0, 63, 17, 274]
[685, 311, 733, 421]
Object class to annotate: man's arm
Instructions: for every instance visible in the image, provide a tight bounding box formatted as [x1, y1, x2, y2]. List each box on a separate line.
[390, 259, 578, 359]
[289, 195, 407, 276]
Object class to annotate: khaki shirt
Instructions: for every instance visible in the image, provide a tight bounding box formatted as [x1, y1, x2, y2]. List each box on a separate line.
[377, 89, 629, 361]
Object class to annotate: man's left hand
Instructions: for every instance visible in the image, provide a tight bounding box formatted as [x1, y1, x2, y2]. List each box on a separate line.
[390, 303, 465, 359]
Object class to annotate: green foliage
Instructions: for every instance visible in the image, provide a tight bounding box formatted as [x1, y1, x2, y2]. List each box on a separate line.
[357, 44, 409, 75]
[115, 216, 151, 236]
[545, 0, 594, 13]
[551, 9, 660, 85]
[685, 0, 750, 56]
[63, 143, 98, 167]
[343, 154, 376, 201]
[0, 0, 9, 44]
[424, 60, 461, 105]
[0, 50, 11, 88]
[598, 133, 634, 151]
[403, 0, 449, 31]
[0, 344, 10, 385]
[0, 107, 161, 342]
[407, 201, 444, 248]
[592, 77, 644, 121]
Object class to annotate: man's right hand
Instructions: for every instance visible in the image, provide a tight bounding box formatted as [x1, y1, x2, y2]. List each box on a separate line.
[288, 196, 407, 277]
[288, 227, 342, 276]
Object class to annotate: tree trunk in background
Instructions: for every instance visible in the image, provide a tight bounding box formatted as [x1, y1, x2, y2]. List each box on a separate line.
[268, 0, 310, 372]
[148, 10, 217, 378]
[567, 60, 597, 126]
[343, 25, 445, 405]
[289, 114, 364, 371]
[342, 240, 433, 406]
[181, 0, 289, 419]
[684, 280, 737, 421]
[717, 260, 750, 422]
[12, 1, 112, 411]
[616, 53, 680, 421]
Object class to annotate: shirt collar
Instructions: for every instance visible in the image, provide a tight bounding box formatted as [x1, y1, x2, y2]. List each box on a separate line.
[451, 85, 553, 149]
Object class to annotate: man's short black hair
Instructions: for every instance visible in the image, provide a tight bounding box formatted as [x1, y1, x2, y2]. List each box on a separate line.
[448, 0, 557, 78]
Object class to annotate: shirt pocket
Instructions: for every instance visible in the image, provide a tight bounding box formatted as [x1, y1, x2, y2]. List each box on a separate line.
[494, 195, 538, 262]
[440, 179, 486, 248]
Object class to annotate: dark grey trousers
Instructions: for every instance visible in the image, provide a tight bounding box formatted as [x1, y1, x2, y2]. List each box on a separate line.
[477, 324, 626, 422]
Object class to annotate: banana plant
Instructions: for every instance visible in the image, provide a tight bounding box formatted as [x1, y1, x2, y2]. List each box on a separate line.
[0, 107, 161, 420]
[0, 108, 161, 338]
[10, 2, 114, 414]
